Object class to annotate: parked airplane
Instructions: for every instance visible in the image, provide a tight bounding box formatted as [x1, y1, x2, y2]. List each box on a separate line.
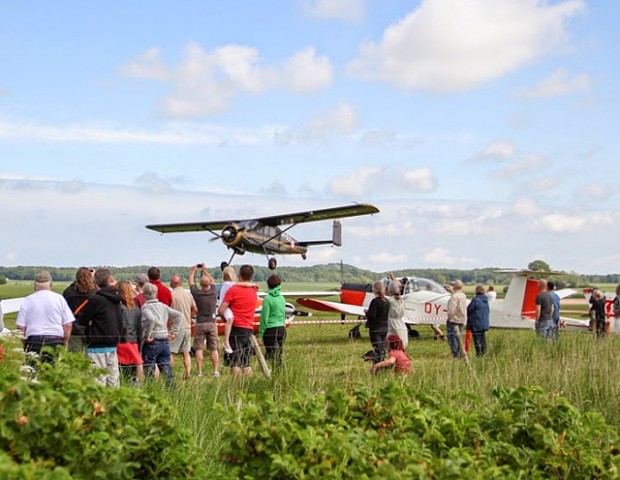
[297, 270, 590, 335]
[146, 203, 380, 270]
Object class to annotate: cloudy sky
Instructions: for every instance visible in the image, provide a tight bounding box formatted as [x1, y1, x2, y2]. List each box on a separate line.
[0, 0, 618, 274]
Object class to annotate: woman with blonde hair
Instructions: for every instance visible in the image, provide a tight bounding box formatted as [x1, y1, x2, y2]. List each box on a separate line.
[116, 280, 144, 384]
[365, 281, 390, 363]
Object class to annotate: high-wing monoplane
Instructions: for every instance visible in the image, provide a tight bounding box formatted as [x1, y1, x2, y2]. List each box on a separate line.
[146, 203, 379, 269]
[297, 270, 589, 335]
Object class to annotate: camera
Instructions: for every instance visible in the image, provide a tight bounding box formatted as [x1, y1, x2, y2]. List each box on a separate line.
[196, 263, 203, 268]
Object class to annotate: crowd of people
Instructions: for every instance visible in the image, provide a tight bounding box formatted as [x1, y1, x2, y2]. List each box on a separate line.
[8, 267, 620, 383]
[12, 264, 288, 387]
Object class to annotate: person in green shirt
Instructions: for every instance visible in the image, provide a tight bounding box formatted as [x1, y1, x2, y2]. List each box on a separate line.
[259, 275, 287, 368]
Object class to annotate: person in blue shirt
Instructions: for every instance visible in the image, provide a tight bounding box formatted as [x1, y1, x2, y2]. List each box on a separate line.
[466, 284, 490, 357]
[547, 281, 561, 340]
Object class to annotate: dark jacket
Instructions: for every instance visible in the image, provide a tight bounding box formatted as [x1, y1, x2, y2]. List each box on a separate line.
[467, 294, 490, 332]
[76, 286, 122, 348]
[63, 282, 94, 336]
[366, 297, 389, 333]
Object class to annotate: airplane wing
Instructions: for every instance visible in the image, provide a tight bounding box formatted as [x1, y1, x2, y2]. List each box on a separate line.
[1, 297, 25, 314]
[256, 203, 379, 227]
[146, 220, 230, 234]
[296, 298, 366, 317]
[146, 203, 379, 233]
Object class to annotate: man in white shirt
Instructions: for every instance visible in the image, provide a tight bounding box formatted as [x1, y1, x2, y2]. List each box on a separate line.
[446, 280, 467, 359]
[16, 271, 74, 363]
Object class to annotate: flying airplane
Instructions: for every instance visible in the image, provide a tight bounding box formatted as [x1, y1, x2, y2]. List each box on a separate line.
[146, 203, 380, 270]
[296, 270, 590, 335]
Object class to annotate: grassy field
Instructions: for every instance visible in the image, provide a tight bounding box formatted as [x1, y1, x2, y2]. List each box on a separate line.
[4, 279, 619, 475]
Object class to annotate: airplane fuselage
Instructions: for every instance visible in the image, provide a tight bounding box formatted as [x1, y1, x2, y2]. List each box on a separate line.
[223, 222, 307, 256]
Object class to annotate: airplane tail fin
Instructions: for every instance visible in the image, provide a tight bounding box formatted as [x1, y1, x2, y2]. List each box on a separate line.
[298, 220, 342, 248]
[502, 275, 539, 319]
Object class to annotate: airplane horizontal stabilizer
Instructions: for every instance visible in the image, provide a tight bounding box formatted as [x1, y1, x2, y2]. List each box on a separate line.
[296, 298, 366, 317]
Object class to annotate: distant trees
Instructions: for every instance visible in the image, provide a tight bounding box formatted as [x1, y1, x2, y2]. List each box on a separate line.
[0, 263, 618, 286]
[528, 260, 551, 272]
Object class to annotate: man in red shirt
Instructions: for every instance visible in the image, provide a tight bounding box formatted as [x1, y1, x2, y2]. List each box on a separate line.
[218, 264, 258, 376]
[147, 266, 172, 306]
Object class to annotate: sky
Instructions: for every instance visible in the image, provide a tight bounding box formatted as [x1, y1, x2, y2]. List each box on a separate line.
[0, 0, 618, 275]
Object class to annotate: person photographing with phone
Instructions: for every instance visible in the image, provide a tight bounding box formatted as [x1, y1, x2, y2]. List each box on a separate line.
[189, 263, 220, 377]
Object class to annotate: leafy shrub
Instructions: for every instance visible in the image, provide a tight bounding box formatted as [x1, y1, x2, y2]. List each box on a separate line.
[219, 382, 620, 479]
[0, 341, 206, 479]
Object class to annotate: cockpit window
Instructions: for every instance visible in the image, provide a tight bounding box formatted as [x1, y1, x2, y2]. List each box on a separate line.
[381, 277, 447, 295]
[409, 278, 446, 294]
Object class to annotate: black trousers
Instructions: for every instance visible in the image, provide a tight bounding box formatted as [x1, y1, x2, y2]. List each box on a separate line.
[263, 326, 286, 368]
[369, 329, 387, 363]
[25, 335, 64, 364]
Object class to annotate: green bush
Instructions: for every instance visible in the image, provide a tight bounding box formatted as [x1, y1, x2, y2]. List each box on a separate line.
[0, 341, 206, 479]
[219, 382, 620, 479]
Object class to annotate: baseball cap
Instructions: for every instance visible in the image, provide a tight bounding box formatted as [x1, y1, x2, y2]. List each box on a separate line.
[134, 273, 149, 284]
[450, 280, 463, 289]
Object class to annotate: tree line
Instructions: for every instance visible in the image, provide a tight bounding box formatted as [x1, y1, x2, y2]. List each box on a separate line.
[0, 262, 618, 288]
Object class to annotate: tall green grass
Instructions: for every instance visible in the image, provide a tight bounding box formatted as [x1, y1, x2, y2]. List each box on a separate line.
[135, 324, 620, 474]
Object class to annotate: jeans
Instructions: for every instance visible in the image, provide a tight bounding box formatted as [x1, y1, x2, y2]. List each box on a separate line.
[142, 339, 174, 384]
[446, 322, 464, 358]
[472, 332, 487, 357]
[536, 318, 555, 340]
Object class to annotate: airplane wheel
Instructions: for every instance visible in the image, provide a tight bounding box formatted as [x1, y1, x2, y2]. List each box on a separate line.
[268, 258, 277, 270]
[220, 261, 229, 271]
[406, 324, 420, 339]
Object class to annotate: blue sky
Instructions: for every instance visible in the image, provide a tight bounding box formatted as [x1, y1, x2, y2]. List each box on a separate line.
[1, 0, 618, 274]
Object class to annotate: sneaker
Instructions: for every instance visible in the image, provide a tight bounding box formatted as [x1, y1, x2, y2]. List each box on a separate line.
[213, 371, 220, 378]
[197, 372, 203, 377]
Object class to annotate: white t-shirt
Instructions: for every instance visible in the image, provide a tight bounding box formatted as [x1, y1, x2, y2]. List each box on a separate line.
[16, 289, 75, 338]
[485, 291, 497, 302]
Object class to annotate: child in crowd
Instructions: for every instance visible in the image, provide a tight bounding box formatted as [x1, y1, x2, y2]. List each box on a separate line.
[370, 334, 411, 375]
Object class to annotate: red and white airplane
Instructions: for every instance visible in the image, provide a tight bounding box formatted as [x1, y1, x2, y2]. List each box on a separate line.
[297, 270, 590, 334]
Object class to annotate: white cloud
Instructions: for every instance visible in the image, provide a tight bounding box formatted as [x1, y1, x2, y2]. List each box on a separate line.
[491, 153, 546, 179]
[582, 183, 614, 201]
[347, 222, 416, 238]
[475, 141, 516, 161]
[0, 117, 280, 145]
[530, 176, 560, 191]
[302, 0, 365, 22]
[275, 102, 358, 144]
[119, 47, 169, 81]
[121, 43, 332, 118]
[326, 164, 438, 197]
[422, 247, 476, 266]
[532, 212, 613, 233]
[519, 67, 591, 98]
[369, 251, 408, 265]
[283, 47, 334, 93]
[347, 0, 585, 91]
[512, 198, 541, 216]
[402, 167, 436, 192]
